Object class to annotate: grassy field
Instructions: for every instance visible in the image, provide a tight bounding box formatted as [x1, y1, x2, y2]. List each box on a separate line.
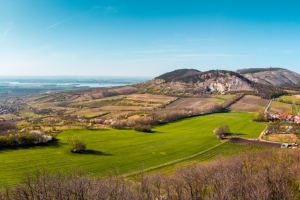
[228, 95, 268, 112]
[276, 95, 300, 105]
[269, 101, 293, 114]
[0, 112, 265, 185]
[292, 104, 298, 115]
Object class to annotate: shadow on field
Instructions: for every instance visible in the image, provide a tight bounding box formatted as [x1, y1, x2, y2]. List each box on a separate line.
[147, 131, 164, 134]
[0, 138, 65, 152]
[231, 133, 247, 136]
[81, 150, 113, 156]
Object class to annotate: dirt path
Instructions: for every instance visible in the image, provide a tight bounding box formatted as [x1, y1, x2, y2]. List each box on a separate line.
[265, 99, 273, 113]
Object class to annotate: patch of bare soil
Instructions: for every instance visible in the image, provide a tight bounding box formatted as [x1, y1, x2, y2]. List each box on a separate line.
[229, 138, 281, 148]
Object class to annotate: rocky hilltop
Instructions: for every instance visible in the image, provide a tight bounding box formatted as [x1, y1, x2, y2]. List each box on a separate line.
[134, 69, 286, 98]
[236, 68, 300, 86]
[136, 69, 254, 96]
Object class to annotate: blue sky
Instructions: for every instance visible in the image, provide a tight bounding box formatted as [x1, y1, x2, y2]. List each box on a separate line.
[1, 0, 300, 76]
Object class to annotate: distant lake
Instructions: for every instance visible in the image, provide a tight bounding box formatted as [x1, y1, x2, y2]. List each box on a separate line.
[1, 82, 128, 88]
[0, 76, 151, 88]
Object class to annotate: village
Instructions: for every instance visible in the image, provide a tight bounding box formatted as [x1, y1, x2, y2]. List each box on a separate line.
[268, 112, 300, 124]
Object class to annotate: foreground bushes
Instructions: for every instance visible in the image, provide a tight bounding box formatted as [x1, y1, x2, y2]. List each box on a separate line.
[2, 149, 300, 199]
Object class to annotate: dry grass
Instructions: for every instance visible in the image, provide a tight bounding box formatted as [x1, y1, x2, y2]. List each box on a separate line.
[100, 106, 154, 111]
[73, 108, 108, 118]
[127, 94, 176, 103]
[263, 134, 299, 143]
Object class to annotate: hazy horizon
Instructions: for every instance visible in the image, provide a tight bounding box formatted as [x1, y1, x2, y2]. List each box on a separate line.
[1, 0, 300, 76]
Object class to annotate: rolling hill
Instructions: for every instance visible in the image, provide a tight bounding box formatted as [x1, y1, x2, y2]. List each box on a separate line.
[135, 69, 286, 98]
[236, 67, 300, 86]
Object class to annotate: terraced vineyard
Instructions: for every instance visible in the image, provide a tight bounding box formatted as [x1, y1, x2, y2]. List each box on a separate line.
[0, 112, 265, 185]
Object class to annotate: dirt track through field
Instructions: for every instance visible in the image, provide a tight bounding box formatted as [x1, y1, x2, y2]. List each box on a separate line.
[229, 138, 281, 148]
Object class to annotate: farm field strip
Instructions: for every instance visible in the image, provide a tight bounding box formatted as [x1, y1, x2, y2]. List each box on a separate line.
[269, 101, 293, 114]
[292, 104, 298, 115]
[165, 97, 218, 109]
[276, 95, 300, 105]
[150, 142, 268, 174]
[0, 112, 264, 185]
[228, 95, 268, 112]
[126, 94, 176, 103]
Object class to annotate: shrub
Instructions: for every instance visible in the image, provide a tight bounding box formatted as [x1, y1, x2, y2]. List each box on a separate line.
[134, 125, 152, 133]
[69, 137, 86, 153]
[213, 124, 230, 139]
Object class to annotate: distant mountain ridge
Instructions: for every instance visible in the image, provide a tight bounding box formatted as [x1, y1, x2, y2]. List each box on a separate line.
[236, 68, 300, 86]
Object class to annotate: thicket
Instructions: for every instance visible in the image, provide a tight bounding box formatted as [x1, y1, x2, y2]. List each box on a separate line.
[0, 132, 52, 147]
[0, 121, 52, 147]
[2, 149, 300, 199]
[213, 124, 230, 139]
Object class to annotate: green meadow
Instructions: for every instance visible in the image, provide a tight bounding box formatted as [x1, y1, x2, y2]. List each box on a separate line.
[0, 112, 265, 185]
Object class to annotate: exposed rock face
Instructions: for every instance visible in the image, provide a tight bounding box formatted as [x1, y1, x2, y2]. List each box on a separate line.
[196, 73, 253, 94]
[136, 69, 254, 95]
[237, 68, 300, 86]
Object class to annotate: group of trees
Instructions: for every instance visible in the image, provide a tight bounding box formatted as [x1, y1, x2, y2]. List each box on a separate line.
[254, 109, 268, 122]
[1, 149, 300, 199]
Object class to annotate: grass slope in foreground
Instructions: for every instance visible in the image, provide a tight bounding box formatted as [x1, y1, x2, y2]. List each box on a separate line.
[0, 112, 264, 185]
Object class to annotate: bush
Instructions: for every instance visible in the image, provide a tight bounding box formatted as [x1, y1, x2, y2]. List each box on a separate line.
[214, 124, 230, 139]
[134, 125, 152, 133]
[69, 137, 86, 153]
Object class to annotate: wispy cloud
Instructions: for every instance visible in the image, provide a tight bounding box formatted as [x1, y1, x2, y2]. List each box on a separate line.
[1, 22, 13, 39]
[171, 54, 238, 57]
[280, 49, 294, 54]
[105, 6, 118, 13]
[132, 49, 179, 54]
[45, 8, 95, 30]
